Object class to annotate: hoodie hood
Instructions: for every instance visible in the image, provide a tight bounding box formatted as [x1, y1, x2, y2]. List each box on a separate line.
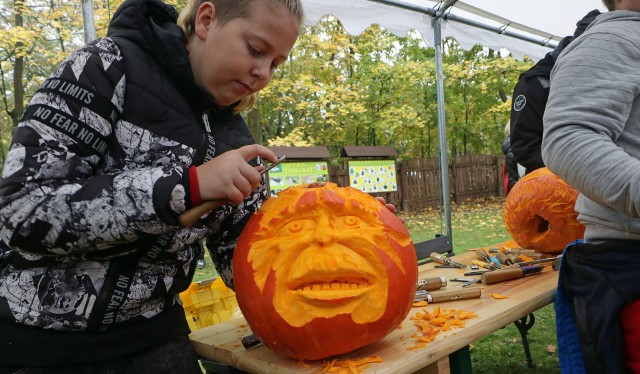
[107, 0, 217, 111]
[582, 9, 640, 33]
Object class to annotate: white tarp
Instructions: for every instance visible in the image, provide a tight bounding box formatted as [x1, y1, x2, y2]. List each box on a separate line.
[302, 0, 608, 60]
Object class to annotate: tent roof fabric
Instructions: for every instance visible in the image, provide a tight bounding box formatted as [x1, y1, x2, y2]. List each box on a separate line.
[301, 0, 607, 61]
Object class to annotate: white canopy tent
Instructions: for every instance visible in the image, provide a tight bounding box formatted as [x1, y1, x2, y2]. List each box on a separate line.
[301, 0, 607, 253]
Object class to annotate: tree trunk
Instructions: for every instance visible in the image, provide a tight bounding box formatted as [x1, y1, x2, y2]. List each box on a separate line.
[246, 107, 262, 143]
[12, 0, 25, 128]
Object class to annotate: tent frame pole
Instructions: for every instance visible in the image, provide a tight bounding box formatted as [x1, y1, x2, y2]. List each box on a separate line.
[433, 0, 458, 250]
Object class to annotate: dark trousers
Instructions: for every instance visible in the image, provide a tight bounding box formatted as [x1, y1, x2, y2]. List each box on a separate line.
[557, 240, 640, 374]
[0, 336, 202, 374]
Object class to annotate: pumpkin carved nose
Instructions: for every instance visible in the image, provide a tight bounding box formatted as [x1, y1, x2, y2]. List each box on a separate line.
[313, 215, 333, 245]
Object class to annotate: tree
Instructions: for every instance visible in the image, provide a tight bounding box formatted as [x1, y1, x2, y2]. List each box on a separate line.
[1, 6, 533, 169]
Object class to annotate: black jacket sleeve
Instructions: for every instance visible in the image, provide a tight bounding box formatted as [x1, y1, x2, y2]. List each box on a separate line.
[509, 75, 549, 174]
[502, 136, 520, 189]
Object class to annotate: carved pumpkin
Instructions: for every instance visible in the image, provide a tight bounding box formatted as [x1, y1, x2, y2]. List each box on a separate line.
[503, 167, 585, 253]
[232, 182, 417, 360]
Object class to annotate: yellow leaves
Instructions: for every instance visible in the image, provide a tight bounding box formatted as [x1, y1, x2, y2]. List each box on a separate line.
[266, 128, 314, 147]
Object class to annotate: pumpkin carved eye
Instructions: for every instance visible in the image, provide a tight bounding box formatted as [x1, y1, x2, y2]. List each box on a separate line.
[287, 222, 304, 233]
[281, 219, 314, 235]
[339, 215, 363, 227]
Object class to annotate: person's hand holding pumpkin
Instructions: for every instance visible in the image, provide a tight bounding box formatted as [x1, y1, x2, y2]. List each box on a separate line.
[374, 196, 404, 223]
[196, 144, 277, 204]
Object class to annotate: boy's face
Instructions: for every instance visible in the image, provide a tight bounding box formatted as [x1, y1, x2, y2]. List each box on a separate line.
[192, 2, 299, 106]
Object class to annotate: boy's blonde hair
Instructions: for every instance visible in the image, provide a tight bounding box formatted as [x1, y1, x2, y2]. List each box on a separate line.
[178, 0, 304, 112]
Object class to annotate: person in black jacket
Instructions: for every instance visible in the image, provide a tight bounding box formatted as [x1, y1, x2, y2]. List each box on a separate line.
[509, 9, 600, 175]
[0, 0, 303, 372]
[502, 121, 520, 195]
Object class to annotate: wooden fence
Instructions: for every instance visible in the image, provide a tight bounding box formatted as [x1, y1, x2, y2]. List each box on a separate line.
[328, 154, 503, 212]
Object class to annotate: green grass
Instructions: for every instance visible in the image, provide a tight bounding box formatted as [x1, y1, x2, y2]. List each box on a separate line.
[399, 197, 511, 253]
[192, 197, 560, 372]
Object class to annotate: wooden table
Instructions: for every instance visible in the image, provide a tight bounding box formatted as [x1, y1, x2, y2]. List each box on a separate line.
[189, 252, 559, 374]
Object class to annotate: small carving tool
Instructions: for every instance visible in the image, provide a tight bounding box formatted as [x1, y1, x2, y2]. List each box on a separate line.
[449, 278, 481, 287]
[471, 259, 492, 270]
[476, 248, 501, 269]
[430, 252, 467, 269]
[415, 288, 481, 303]
[510, 255, 562, 268]
[178, 155, 286, 227]
[242, 334, 261, 349]
[494, 251, 514, 266]
[417, 277, 447, 291]
[481, 265, 544, 285]
[464, 270, 490, 276]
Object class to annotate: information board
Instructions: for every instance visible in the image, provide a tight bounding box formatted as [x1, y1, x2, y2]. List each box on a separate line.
[268, 161, 329, 195]
[348, 159, 397, 193]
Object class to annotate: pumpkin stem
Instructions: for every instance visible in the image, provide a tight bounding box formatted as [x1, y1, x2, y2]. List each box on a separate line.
[306, 182, 326, 188]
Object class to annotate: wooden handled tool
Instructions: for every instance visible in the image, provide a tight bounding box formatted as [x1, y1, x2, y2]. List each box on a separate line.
[430, 252, 467, 269]
[471, 259, 492, 270]
[178, 155, 286, 227]
[425, 288, 481, 303]
[417, 277, 447, 291]
[476, 248, 500, 269]
[178, 199, 227, 227]
[494, 251, 513, 265]
[481, 265, 544, 285]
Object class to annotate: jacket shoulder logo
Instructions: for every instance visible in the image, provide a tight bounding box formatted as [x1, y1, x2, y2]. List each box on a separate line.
[513, 95, 526, 112]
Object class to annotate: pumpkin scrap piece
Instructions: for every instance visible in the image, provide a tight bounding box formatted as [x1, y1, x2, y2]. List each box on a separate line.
[412, 301, 428, 307]
[457, 311, 478, 320]
[408, 306, 479, 350]
[318, 356, 383, 374]
[491, 293, 509, 299]
[518, 255, 534, 262]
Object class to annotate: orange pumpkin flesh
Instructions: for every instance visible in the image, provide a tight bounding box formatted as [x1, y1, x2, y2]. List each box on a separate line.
[503, 167, 585, 253]
[232, 182, 418, 360]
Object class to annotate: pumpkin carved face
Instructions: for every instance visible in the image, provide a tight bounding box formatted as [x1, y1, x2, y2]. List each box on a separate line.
[232, 182, 417, 360]
[503, 167, 585, 253]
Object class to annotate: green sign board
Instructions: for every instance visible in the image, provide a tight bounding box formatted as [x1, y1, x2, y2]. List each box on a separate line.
[348, 159, 397, 193]
[268, 161, 329, 195]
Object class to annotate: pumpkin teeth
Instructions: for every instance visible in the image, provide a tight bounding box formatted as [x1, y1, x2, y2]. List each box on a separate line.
[293, 280, 370, 292]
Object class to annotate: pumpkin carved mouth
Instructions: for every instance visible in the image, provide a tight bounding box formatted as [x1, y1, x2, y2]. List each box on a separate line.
[286, 246, 378, 302]
[292, 285, 372, 303]
[290, 277, 373, 302]
[292, 279, 371, 292]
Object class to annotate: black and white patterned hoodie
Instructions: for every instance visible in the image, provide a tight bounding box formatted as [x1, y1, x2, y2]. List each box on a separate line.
[0, 0, 265, 364]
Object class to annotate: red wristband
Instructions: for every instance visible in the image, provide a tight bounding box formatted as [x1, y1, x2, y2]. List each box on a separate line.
[189, 166, 202, 206]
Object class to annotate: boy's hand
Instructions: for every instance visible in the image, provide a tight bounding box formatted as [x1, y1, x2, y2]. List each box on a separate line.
[375, 196, 405, 223]
[196, 144, 277, 204]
